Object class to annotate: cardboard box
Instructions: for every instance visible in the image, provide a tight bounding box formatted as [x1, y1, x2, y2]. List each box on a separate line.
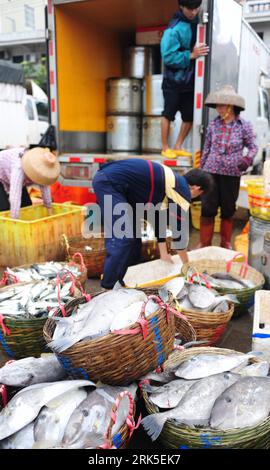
[136, 25, 166, 45]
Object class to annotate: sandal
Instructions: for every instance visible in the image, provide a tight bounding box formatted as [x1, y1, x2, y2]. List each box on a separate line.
[161, 148, 177, 159]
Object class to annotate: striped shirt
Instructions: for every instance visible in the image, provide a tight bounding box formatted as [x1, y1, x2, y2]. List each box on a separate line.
[200, 116, 258, 177]
[0, 147, 52, 219]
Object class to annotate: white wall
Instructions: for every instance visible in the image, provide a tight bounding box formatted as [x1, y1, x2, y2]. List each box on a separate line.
[0, 0, 47, 34]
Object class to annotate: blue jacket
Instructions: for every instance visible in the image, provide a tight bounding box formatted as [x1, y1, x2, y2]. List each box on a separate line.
[98, 159, 191, 247]
[161, 11, 198, 89]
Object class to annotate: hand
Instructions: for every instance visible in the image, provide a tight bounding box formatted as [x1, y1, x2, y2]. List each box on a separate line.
[191, 44, 209, 59]
[238, 158, 250, 172]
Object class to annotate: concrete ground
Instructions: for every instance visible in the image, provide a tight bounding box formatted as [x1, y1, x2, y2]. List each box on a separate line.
[0, 212, 255, 449]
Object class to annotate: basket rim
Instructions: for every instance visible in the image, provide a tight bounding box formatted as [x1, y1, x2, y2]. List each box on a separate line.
[176, 300, 235, 319]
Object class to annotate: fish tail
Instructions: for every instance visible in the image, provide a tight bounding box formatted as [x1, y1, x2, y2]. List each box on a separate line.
[47, 337, 75, 353]
[141, 413, 168, 441]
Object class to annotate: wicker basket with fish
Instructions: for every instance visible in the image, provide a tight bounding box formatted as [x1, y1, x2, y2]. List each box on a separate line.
[43, 288, 176, 385]
[140, 286, 196, 344]
[141, 347, 270, 449]
[0, 279, 84, 359]
[181, 255, 265, 316]
[0, 378, 139, 449]
[151, 278, 234, 346]
[0, 253, 87, 289]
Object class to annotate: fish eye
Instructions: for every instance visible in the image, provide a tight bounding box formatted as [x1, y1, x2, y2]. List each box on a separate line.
[82, 409, 89, 417]
[225, 396, 232, 403]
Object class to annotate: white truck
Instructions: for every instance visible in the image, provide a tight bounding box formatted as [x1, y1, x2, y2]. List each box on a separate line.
[46, 0, 270, 191]
[0, 61, 49, 150]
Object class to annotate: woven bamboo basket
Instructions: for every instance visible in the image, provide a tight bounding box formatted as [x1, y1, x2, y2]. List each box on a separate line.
[61, 234, 106, 278]
[101, 390, 137, 449]
[140, 287, 196, 343]
[43, 293, 176, 385]
[0, 282, 83, 360]
[175, 301, 234, 346]
[191, 202, 221, 233]
[2, 256, 87, 288]
[142, 347, 270, 449]
[181, 258, 265, 317]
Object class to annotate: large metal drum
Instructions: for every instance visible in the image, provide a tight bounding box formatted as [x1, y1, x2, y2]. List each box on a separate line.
[106, 78, 142, 115]
[248, 217, 270, 272]
[142, 115, 162, 153]
[124, 46, 161, 78]
[143, 75, 163, 115]
[142, 114, 192, 154]
[106, 115, 141, 153]
[262, 232, 270, 289]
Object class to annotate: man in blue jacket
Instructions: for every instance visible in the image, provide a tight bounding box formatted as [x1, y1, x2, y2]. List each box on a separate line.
[161, 0, 209, 159]
[93, 159, 213, 289]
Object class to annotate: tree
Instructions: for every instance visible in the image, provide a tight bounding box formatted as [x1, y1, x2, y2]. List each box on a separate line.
[22, 57, 47, 92]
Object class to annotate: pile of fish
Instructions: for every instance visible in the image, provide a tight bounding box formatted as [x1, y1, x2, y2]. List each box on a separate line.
[141, 352, 270, 440]
[0, 279, 79, 319]
[5, 262, 82, 283]
[0, 377, 137, 449]
[187, 268, 256, 290]
[48, 288, 160, 353]
[159, 277, 239, 313]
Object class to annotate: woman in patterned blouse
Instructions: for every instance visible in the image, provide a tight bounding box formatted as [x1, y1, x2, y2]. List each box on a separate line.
[199, 85, 258, 249]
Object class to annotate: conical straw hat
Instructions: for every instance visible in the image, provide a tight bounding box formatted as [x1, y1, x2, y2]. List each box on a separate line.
[205, 85, 245, 110]
[22, 147, 60, 186]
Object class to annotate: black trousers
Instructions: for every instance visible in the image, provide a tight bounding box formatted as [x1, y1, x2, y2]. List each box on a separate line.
[0, 182, 32, 212]
[201, 173, 240, 219]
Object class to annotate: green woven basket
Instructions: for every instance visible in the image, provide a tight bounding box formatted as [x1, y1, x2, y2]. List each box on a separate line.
[0, 316, 47, 360]
[181, 259, 265, 317]
[0, 282, 83, 360]
[142, 347, 270, 449]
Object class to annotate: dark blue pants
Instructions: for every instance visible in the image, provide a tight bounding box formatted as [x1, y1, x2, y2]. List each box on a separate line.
[93, 171, 142, 289]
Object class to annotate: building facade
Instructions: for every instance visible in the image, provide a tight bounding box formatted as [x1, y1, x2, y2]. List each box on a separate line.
[244, 0, 270, 47]
[0, 0, 47, 63]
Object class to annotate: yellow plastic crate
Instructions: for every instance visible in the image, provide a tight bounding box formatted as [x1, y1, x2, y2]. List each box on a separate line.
[190, 202, 221, 233]
[247, 178, 270, 221]
[0, 203, 85, 267]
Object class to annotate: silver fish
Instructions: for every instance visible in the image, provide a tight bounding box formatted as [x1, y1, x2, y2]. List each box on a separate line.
[49, 289, 147, 353]
[33, 388, 87, 447]
[232, 360, 269, 377]
[174, 353, 249, 379]
[0, 354, 66, 387]
[162, 278, 185, 299]
[0, 380, 94, 441]
[188, 284, 216, 310]
[146, 379, 197, 409]
[210, 376, 270, 430]
[142, 372, 240, 440]
[0, 422, 35, 449]
[62, 384, 137, 449]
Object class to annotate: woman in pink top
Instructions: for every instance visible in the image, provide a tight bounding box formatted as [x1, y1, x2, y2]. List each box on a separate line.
[0, 147, 60, 219]
[199, 85, 257, 249]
